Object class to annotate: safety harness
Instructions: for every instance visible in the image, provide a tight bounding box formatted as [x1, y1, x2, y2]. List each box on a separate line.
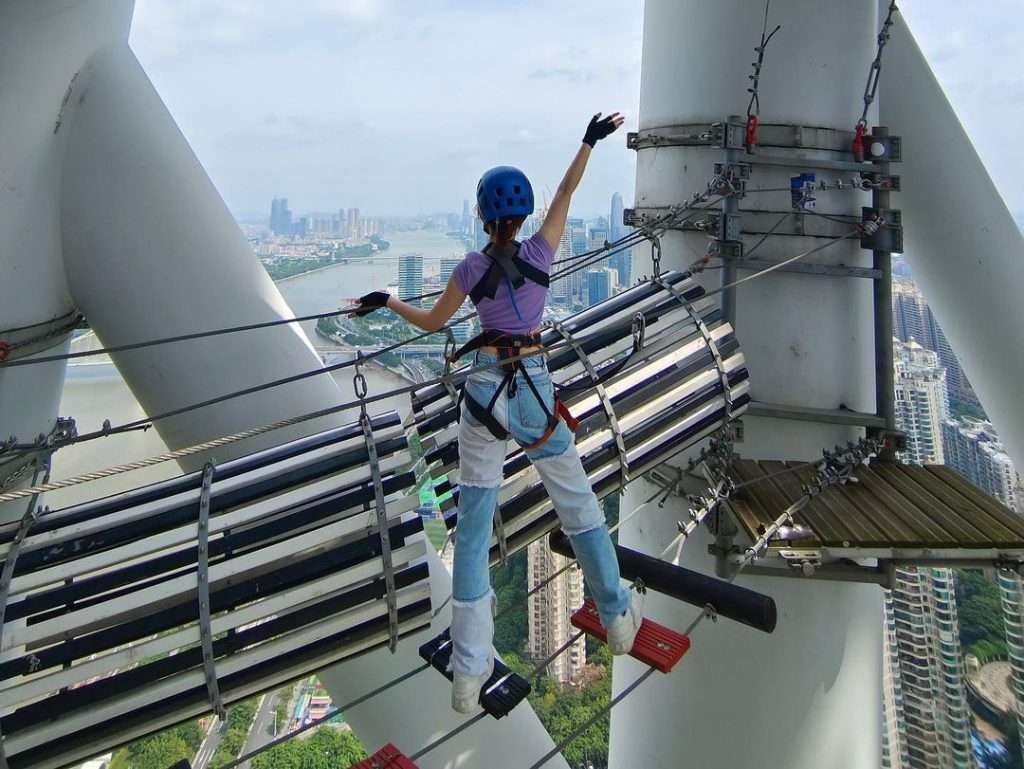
[453, 241, 576, 451]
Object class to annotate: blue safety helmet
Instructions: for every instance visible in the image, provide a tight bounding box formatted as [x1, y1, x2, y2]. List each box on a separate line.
[476, 166, 534, 226]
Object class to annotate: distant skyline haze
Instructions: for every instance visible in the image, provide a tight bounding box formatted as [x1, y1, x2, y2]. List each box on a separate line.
[129, 1, 1024, 222]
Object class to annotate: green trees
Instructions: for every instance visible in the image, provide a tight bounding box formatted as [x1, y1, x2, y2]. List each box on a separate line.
[208, 698, 259, 768]
[503, 651, 613, 769]
[109, 723, 203, 769]
[956, 569, 1008, 661]
[251, 727, 367, 769]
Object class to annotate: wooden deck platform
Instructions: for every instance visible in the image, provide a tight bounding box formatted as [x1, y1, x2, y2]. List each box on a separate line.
[728, 459, 1024, 560]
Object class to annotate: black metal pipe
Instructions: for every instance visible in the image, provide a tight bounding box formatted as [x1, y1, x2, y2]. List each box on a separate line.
[872, 125, 896, 435]
[549, 530, 776, 634]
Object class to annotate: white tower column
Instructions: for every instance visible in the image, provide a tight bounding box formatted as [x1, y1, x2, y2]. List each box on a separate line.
[0, 0, 133, 523]
[881, 13, 1024, 470]
[612, 3, 884, 767]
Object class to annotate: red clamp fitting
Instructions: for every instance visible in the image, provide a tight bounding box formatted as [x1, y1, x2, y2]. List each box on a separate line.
[0, 341, 11, 363]
[852, 123, 867, 162]
[744, 114, 759, 149]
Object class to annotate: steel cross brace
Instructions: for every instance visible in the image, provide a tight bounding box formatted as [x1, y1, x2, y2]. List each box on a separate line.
[549, 321, 629, 485]
[196, 461, 226, 722]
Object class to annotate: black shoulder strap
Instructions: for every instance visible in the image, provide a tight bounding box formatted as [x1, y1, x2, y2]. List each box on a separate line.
[469, 242, 549, 304]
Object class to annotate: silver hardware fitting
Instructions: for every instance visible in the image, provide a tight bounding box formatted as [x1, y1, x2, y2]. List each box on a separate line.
[631, 312, 646, 352]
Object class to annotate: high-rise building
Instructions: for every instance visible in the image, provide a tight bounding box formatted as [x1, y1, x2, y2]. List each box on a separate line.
[567, 218, 587, 258]
[527, 539, 585, 685]
[609, 195, 632, 288]
[440, 256, 461, 286]
[885, 340, 973, 769]
[942, 418, 1021, 513]
[893, 278, 979, 409]
[997, 573, 1024, 764]
[398, 253, 423, 306]
[462, 199, 472, 234]
[586, 267, 616, 307]
[346, 207, 361, 239]
[885, 568, 974, 769]
[609, 193, 624, 242]
[549, 228, 574, 304]
[882, 594, 910, 769]
[894, 339, 949, 465]
[270, 198, 292, 236]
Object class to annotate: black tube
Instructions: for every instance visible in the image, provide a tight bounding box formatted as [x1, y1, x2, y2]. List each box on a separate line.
[549, 530, 777, 634]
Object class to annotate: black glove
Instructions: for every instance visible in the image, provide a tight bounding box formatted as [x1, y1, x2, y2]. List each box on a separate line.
[582, 112, 621, 147]
[351, 291, 390, 317]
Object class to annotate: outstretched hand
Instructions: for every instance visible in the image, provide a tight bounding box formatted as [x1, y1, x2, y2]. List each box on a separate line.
[582, 112, 624, 147]
[349, 290, 390, 317]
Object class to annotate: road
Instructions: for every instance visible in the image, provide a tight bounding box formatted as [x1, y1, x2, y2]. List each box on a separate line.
[237, 692, 280, 769]
[192, 716, 223, 769]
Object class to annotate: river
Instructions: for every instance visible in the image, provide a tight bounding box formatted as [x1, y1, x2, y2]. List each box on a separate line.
[49, 229, 465, 508]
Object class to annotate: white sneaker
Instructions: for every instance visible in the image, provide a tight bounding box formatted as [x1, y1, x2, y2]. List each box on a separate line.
[606, 592, 644, 655]
[451, 656, 495, 714]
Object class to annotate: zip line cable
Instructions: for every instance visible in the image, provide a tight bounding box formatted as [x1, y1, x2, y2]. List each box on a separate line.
[0, 202, 707, 462]
[0, 223, 858, 494]
[0, 202, 689, 372]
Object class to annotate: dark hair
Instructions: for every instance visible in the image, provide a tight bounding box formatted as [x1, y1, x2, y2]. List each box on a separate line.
[485, 216, 526, 244]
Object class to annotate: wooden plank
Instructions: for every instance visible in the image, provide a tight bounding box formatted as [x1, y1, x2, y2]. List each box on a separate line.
[868, 464, 989, 545]
[895, 464, 1019, 543]
[852, 465, 959, 545]
[729, 461, 787, 538]
[759, 461, 845, 544]
[829, 473, 932, 546]
[787, 462, 895, 545]
[924, 466, 1024, 541]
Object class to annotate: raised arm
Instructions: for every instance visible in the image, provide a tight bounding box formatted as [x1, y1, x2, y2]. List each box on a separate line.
[351, 275, 467, 333]
[539, 112, 624, 253]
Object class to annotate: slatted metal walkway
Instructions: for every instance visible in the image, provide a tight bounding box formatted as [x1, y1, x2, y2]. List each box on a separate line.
[729, 459, 1024, 560]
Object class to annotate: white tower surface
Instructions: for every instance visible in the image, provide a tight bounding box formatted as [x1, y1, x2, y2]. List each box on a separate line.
[881, 10, 1024, 471]
[0, 2, 565, 766]
[612, 2, 884, 768]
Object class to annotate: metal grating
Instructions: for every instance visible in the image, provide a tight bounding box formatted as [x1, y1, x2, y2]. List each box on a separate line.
[729, 459, 1024, 551]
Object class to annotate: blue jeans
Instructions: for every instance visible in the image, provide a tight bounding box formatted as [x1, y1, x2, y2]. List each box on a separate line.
[450, 351, 630, 676]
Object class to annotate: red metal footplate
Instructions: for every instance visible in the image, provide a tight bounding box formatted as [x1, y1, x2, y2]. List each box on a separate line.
[351, 743, 419, 769]
[571, 598, 691, 673]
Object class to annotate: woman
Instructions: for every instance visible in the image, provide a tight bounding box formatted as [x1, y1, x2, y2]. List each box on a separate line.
[353, 112, 641, 713]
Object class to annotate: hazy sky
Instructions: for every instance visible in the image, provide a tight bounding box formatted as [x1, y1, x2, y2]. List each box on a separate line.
[130, 1, 1024, 221]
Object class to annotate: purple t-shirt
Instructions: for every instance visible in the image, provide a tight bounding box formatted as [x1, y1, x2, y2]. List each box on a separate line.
[452, 233, 554, 334]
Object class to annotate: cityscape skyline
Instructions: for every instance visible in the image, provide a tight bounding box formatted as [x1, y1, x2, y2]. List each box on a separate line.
[128, 2, 1024, 222]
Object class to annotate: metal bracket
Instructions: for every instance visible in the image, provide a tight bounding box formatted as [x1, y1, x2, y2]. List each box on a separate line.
[550, 321, 629, 484]
[861, 207, 903, 253]
[718, 212, 743, 243]
[713, 162, 751, 199]
[863, 133, 901, 163]
[629, 123, 860, 154]
[360, 406, 399, 653]
[747, 401, 886, 428]
[196, 461, 225, 722]
[737, 258, 882, 280]
[716, 120, 748, 150]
